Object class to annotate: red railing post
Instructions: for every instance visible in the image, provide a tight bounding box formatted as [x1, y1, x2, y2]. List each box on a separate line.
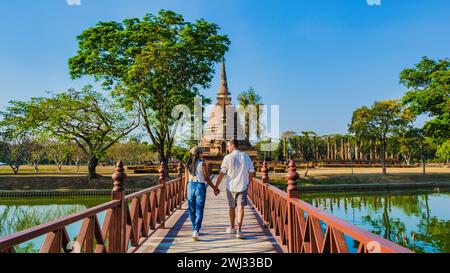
[177, 161, 184, 208]
[261, 160, 270, 227]
[110, 161, 127, 253]
[286, 160, 299, 253]
[159, 162, 166, 229]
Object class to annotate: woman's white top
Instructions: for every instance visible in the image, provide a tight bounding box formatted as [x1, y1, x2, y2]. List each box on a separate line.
[189, 160, 206, 183]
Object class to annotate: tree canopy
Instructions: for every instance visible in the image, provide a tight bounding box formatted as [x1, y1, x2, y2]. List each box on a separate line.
[68, 10, 230, 173]
[349, 100, 413, 174]
[0, 86, 138, 179]
[400, 57, 450, 142]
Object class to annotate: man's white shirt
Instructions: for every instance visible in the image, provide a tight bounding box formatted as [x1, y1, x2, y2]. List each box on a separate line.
[220, 150, 255, 192]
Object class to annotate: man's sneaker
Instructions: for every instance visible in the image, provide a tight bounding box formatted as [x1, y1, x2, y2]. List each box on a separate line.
[192, 230, 199, 241]
[236, 230, 244, 239]
[226, 227, 236, 234]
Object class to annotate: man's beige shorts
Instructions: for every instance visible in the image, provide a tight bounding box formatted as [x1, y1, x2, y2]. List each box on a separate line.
[226, 189, 248, 208]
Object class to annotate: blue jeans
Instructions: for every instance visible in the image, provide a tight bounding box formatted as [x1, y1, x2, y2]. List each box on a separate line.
[187, 182, 207, 232]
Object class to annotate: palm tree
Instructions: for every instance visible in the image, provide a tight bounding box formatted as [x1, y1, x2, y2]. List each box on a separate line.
[237, 87, 263, 141]
[282, 130, 296, 163]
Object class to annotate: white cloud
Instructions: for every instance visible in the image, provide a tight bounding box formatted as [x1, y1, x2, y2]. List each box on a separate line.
[67, 0, 81, 6]
[367, 0, 381, 6]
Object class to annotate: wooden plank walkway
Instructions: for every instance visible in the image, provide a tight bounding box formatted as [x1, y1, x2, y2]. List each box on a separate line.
[136, 176, 282, 253]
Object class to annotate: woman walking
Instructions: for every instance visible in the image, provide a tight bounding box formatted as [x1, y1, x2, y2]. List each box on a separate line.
[184, 147, 219, 241]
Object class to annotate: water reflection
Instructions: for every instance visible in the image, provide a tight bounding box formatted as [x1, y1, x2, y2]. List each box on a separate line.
[301, 188, 450, 253]
[0, 197, 109, 252]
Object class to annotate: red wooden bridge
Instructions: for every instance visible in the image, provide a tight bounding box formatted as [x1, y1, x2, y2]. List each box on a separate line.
[0, 161, 413, 254]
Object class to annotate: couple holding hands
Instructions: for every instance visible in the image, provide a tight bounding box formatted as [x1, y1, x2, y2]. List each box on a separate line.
[183, 139, 255, 241]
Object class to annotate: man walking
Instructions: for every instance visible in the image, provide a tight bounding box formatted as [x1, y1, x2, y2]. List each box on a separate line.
[215, 139, 255, 239]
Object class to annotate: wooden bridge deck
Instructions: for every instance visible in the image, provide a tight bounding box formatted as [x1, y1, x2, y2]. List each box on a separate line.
[136, 177, 282, 253]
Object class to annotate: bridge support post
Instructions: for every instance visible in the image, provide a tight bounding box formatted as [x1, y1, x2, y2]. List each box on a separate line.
[110, 161, 127, 253]
[159, 162, 167, 229]
[261, 161, 270, 227]
[286, 160, 299, 253]
[177, 161, 184, 208]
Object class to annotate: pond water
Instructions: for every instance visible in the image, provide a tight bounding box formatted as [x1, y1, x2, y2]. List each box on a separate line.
[300, 188, 450, 253]
[1, 188, 449, 253]
[0, 196, 109, 252]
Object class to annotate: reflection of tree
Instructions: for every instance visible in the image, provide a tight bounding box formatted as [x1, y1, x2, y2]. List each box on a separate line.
[301, 190, 449, 253]
[416, 217, 450, 253]
[389, 195, 422, 217]
[362, 211, 406, 243]
[0, 205, 83, 237]
[15, 242, 38, 253]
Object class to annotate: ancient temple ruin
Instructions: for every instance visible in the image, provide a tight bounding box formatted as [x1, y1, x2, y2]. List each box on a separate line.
[198, 60, 257, 161]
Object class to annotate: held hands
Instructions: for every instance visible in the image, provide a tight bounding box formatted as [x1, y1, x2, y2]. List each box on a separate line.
[213, 185, 221, 196]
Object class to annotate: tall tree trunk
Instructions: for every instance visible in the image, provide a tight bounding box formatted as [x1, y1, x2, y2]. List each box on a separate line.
[360, 141, 363, 161]
[374, 142, 379, 160]
[159, 147, 171, 178]
[334, 140, 338, 160]
[422, 155, 426, 175]
[327, 138, 330, 160]
[403, 155, 411, 166]
[347, 141, 351, 160]
[87, 156, 99, 180]
[10, 165, 19, 175]
[381, 143, 387, 175]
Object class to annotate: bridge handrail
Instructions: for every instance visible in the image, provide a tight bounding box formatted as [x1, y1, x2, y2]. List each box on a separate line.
[0, 200, 120, 251]
[248, 160, 414, 253]
[0, 161, 186, 253]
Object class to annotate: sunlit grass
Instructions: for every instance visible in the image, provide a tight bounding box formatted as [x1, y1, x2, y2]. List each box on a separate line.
[0, 165, 116, 175]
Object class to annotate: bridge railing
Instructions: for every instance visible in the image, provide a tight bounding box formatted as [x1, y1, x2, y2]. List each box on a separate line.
[248, 160, 414, 253]
[0, 161, 186, 253]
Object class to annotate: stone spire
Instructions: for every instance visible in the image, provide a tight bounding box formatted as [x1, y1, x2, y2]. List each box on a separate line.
[217, 58, 231, 98]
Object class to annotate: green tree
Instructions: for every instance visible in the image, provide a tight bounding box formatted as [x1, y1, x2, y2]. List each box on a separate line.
[349, 100, 412, 174]
[47, 141, 71, 172]
[400, 57, 450, 142]
[68, 10, 230, 176]
[106, 140, 154, 165]
[290, 131, 316, 176]
[0, 136, 32, 174]
[29, 138, 48, 173]
[0, 123, 34, 174]
[436, 140, 450, 167]
[68, 142, 86, 173]
[0, 87, 138, 179]
[396, 126, 422, 166]
[281, 131, 296, 162]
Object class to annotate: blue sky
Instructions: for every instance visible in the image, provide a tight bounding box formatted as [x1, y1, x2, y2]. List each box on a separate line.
[0, 0, 449, 136]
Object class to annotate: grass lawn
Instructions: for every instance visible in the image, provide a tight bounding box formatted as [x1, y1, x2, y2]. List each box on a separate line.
[0, 165, 177, 191]
[0, 165, 178, 177]
[0, 165, 117, 176]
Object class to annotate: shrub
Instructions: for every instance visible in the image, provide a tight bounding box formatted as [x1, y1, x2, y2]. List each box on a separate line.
[274, 167, 286, 173]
